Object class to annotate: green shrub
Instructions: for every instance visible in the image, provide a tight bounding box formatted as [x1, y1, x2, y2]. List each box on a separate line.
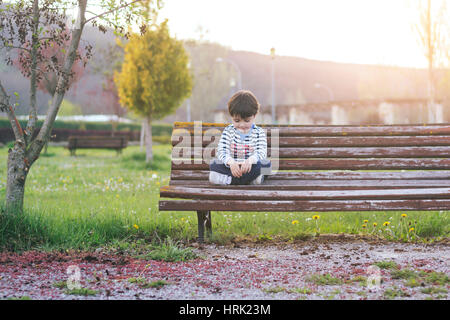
[0, 117, 173, 137]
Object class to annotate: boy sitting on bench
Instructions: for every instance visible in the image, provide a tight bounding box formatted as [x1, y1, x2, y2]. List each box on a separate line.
[209, 90, 271, 185]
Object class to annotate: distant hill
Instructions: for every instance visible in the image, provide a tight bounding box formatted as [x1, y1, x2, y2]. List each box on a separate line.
[227, 50, 429, 107]
[165, 48, 431, 122]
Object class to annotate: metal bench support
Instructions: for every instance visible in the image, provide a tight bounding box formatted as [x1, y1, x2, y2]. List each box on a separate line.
[197, 211, 212, 243]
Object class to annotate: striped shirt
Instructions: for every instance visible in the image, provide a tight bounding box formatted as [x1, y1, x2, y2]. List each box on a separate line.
[216, 124, 267, 166]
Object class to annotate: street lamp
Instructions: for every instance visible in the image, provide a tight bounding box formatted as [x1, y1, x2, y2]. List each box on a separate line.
[314, 83, 334, 102]
[186, 61, 192, 122]
[270, 47, 276, 123]
[215, 57, 242, 90]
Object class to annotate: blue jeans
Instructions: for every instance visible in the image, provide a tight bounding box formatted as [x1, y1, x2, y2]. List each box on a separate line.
[209, 159, 272, 185]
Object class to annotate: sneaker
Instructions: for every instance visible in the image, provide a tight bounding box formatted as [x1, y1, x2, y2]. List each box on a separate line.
[209, 171, 232, 185]
[250, 174, 264, 185]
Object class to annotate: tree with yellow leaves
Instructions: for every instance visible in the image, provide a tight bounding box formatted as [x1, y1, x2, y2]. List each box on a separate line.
[115, 20, 192, 162]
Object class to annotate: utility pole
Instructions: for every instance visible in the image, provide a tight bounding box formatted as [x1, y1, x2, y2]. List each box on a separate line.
[270, 47, 276, 124]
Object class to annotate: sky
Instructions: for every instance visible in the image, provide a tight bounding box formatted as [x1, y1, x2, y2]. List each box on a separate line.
[158, 0, 431, 69]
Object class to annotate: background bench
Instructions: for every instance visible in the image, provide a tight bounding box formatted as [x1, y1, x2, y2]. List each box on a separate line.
[159, 122, 450, 242]
[67, 136, 128, 155]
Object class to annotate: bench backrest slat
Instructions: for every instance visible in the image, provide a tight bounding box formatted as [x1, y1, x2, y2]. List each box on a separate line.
[173, 122, 450, 136]
[172, 136, 450, 147]
[170, 122, 450, 177]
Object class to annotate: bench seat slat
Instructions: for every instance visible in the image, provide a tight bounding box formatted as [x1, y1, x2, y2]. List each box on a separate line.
[160, 186, 450, 201]
[172, 159, 450, 170]
[169, 179, 450, 189]
[170, 170, 450, 180]
[159, 199, 450, 211]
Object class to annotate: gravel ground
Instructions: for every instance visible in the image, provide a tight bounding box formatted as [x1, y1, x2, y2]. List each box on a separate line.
[0, 235, 448, 300]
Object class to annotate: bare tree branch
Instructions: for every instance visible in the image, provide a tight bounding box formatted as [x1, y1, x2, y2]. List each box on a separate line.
[0, 80, 24, 142]
[0, 45, 32, 53]
[84, 0, 143, 25]
[28, 0, 88, 164]
[24, 0, 40, 146]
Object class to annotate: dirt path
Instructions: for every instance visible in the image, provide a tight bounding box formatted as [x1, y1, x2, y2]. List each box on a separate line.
[0, 236, 448, 300]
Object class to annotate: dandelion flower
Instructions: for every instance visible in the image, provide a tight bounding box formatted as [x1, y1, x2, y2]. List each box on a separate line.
[292, 220, 299, 225]
[362, 224, 367, 229]
[401, 214, 407, 218]
[373, 222, 378, 227]
[312, 215, 320, 220]
[363, 220, 368, 224]
[133, 224, 139, 230]
[409, 227, 414, 233]
[383, 221, 390, 227]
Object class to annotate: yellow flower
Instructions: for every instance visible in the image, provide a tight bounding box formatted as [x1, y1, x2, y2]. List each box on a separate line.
[116, 194, 120, 198]
[181, 217, 185, 222]
[409, 227, 415, 233]
[363, 220, 368, 224]
[373, 222, 378, 227]
[292, 220, 299, 225]
[362, 224, 367, 229]
[401, 214, 407, 218]
[133, 224, 139, 230]
[383, 221, 390, 227]
[312, 215, 320, 220]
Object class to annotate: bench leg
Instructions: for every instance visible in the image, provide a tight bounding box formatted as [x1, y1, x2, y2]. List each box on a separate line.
[197, 211, 212, 243]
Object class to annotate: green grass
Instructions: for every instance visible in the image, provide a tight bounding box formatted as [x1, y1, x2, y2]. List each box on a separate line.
[5, 296, 32, 300]
[128, 277, 170, 289]
[0, 144, 449, 251]
[65, 287, 98, 296]
[136, 237, 198, 262]
[390, 269, 418, 280]
[383, 287, 410, 299]
[389, 269, 449, 285]
[53, 280, 68, 289]
[373, 261, 399, 270]
[420, 287, 447, 295]
[305, 274, 344, 286]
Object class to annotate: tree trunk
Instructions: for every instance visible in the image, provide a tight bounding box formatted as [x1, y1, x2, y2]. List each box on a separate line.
[144, 116, 153, 163]
[140, 119, 145, 151]
[5, 143, 28, 214]
[2, 1, 87, 215]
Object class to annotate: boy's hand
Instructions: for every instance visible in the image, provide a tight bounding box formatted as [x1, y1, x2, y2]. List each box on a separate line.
[228, 160, 242, 178]
[240, 159, 252, 174]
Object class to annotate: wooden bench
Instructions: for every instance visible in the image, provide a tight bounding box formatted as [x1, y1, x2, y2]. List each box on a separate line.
[159, 122, 450, 242]
[67, 136, 128, 155]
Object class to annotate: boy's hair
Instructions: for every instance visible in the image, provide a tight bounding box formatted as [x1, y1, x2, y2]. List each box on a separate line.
[227, 90, 260, 118]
